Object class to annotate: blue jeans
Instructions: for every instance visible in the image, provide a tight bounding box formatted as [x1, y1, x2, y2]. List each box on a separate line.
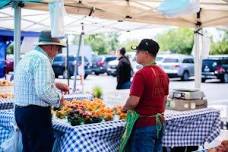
[116, 81, 131, 89]
[128, 125, 164, 152]
[15, 105, 54, 152]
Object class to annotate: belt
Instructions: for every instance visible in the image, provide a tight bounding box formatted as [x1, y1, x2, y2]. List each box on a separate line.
[15, 104, 51, 109]
[140, 113, 164, 138]
[15, 105, 25, 108]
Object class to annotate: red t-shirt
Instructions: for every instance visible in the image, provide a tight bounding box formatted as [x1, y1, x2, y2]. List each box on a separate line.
[130, 65, 169, 128]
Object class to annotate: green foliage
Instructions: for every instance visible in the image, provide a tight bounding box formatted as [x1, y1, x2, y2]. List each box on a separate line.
[210, 30, 228, 55]
[71, 35, 80, 45]
[7, 44, 14, 54]
[107, 33, 120, 51]
[156, 28, 194, 55]
[92, 86, 103, 99]
[120, 39, 140, 52]
[83, 33, 120, 55]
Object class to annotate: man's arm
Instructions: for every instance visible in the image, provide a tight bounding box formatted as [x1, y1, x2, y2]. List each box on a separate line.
[122, 95, 140, 112]
[34, 58, 61, 106]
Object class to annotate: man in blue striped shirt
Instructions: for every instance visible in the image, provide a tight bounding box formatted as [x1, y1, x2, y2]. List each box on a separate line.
[14, 31, 69, 152]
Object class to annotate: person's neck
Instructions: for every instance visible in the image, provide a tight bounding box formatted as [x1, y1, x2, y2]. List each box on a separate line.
[142, 59, 156, 67]
[119, 55, 125, 59]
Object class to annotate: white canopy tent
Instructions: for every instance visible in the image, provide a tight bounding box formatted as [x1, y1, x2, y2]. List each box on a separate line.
[22, 0, 228, 27]
[0, 7, 165, 34]
[0, 0, 228, 89]
[1, 1, 227, 32]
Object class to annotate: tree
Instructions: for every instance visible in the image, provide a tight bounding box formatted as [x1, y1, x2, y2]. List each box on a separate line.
[210, 30, 228, 55]
[156, 28, 194, 55]
[83, 33, 120, 54]
[120, 39, 140, 52]
[84, 34, 109, 55]
[107, 33, 120, 51]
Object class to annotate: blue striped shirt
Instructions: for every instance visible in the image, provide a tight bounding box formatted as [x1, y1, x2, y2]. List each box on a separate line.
[14, 46, 61, 107]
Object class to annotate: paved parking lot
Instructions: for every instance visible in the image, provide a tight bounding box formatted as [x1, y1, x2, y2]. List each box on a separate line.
[58, 75, 228, 105]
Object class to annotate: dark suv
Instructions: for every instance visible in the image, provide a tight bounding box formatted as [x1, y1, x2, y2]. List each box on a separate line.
[202, 55, 228, 83]
[52, 54, 91, 79]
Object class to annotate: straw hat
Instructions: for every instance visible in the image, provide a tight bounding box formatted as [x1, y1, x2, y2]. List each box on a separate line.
[36, 30, 65, 47]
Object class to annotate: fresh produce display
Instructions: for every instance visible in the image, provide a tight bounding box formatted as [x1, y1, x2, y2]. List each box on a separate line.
[0, 93, 14, 99]
[208, 140, 228, 152]
[0, 80, 13, 86]
[54, 98, 126, 126]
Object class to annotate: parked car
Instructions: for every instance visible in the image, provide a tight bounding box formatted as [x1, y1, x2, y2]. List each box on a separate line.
[158, 54, 194, 81]
[68, 56, 92, 79]
[92, 55, 116, 75]
[106, 53, 167, 77]
[5, 55, 14, 74]
[91, 54, 100, 73]
[107, 55, 143, 77]
[107, 59, 118, 76]
[202, 55, 228, 83]
[52, 55, 66, 78]
[52, 54, 91, 79]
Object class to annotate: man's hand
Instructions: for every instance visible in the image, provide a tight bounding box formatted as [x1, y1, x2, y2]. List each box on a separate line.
[55, 82, 69, 94]
[121, 107, 128, 113]
[60, 96, 64, 105]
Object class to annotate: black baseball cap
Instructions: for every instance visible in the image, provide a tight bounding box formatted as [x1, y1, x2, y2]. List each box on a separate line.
[132, 39, 160, 57]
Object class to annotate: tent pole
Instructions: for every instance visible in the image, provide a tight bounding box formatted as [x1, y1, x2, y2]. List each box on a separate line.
[13, 1, 22, 70]
[194, 9, 202, 89]
[73, 23, 84, 93]
[66, 34, 70, 86]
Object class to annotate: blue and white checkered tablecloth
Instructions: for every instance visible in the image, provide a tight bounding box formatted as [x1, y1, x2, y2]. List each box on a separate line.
[0, 110, 15, 151]
[64, 94, 93, 101]
[53, 120, 125, 152]
[53, 108, 220, 151]
[0, 108, 220, 152]
[163, 108, 221, 147]
[0, 99, 14, 110]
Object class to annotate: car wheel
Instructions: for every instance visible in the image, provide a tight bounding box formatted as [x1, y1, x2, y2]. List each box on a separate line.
[84, 74, 88, 79]
[95, 72, 99, 76]
[201, 78, 206, 83]
[221, 73, 228, 83]
[55, 74, 59, 78]
[181, 71, 189, 81]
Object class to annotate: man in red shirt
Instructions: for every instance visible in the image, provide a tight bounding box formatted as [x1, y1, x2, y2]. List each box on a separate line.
[122, 39, 169, 152]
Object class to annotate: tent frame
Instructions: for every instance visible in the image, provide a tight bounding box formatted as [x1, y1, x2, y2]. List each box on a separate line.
[11, 1, 228, 89]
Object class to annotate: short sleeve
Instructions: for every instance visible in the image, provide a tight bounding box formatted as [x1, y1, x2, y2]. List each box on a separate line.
[130, 72, 144, 97]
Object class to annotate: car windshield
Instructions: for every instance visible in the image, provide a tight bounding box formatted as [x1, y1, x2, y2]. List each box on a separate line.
[75, 56, 88, 62]
[92, 56, 99, 62]
[203, 59, 219, 67]
[163, 58, 179, 63]
[54, 56, 64, 62]
[67, 56, 75, 61]
[105, 57, 116, 62]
